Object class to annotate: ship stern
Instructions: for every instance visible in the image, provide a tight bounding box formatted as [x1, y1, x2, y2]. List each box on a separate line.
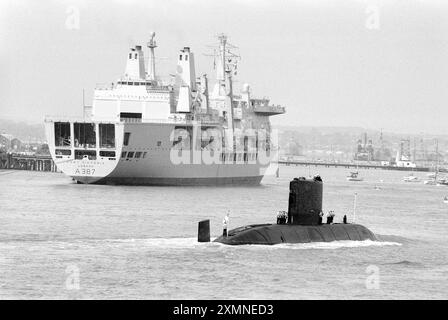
[44, 118, 124, 184]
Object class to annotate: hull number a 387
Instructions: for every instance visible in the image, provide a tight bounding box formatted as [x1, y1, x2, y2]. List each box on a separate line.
[75, 168, 96, 175]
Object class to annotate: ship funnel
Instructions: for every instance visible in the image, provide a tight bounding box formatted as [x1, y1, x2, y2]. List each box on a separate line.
[177, 47, 197, 91]
[125, 45, 146, 80]
[176, 46, 197, 113]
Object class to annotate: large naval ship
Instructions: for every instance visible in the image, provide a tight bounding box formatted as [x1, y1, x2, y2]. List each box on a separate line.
[44, 33, 285, 185]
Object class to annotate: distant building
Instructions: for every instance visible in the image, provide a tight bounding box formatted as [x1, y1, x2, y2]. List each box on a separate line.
[0, 134, 23, 151]
[36, 143, 50, 155]
[284, 139, 303, 156]
[0, 133, 14, 150]
[395, 139, 416, 167]
[375, 130, 392, 161]
[399, 139, 412, 161]
[354, 133, 374, 161]
[11, 138, 22, 151]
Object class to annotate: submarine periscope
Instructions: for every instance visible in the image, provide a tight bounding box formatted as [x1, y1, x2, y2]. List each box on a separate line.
[200, 176, 377, 245]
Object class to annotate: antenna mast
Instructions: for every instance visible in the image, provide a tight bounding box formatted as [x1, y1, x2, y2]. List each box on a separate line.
[147, 32, 157, 81]
[204, 34, 241, 153]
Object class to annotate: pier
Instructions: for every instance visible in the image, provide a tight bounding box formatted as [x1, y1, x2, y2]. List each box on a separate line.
[0, 152, 57, 172]
[279, 160, 433, 172]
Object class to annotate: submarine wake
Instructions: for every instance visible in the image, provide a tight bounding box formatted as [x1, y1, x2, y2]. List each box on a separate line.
[104, 237, 207, 248]
[213, 239, 401, 250]
[90, 237, 401, 251]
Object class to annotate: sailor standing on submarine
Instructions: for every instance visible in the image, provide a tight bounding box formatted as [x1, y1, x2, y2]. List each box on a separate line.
[222, 212, 230, 237]
[327, 210, 335, 224]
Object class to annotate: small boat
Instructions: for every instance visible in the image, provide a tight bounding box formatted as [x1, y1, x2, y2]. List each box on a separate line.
[424, 175, 447, 185]
[403, 174, 419, 182]
[347, 171, 363, 181]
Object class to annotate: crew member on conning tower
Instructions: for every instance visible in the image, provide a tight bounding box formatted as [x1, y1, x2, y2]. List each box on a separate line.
[222, 213, 230, 237]
[327, 211, 335, 224]
[318, 211, 324, 225]
[276, 211, 287, 224]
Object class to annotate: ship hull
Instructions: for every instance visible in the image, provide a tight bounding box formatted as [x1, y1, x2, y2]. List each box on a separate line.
[45, 120, 273, 186]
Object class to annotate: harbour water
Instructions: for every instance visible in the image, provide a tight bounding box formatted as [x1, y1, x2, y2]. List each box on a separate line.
[0, 166, 447, 299]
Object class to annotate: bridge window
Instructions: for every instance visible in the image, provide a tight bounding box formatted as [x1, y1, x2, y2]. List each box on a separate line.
[74, 123, 96, 148]
[123, 132, 131, 146]
[75, 150, 96, 160]
[135, 152, 142, 158]
[54, 122, 71, 147]
[120, 112, 142, 123]
[127, 152, 134, 158]
[100, 151, 115, 157]
[99, 124, 115, 148]
[143, 152, 147, 158]
[121, 151, 126, 158]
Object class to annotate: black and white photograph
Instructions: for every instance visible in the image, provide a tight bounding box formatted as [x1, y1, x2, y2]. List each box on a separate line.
[0, 0, 447, 306]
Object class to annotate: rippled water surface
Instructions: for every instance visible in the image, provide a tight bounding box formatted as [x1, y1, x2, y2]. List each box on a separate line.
[0, 166, 447, 299]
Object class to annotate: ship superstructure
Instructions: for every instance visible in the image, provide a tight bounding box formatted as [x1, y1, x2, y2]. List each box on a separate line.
[45, 33, 285, 185]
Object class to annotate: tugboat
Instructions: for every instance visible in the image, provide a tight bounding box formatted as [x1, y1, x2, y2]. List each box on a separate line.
[198, 177, 378, 245]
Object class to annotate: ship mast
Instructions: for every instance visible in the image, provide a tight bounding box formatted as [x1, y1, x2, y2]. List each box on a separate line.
[216, 34, 240, 153]
[147, 32, 157, 81]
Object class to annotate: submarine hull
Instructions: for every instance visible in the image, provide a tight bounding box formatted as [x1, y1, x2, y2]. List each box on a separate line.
[214, 223, 377, 245]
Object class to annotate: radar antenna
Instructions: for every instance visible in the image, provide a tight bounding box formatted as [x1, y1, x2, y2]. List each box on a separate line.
[204, 33, 241, 80]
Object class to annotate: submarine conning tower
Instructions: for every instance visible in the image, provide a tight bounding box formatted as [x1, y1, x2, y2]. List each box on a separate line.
[210, 176, 378, 245]
[288, 176, 323, 226]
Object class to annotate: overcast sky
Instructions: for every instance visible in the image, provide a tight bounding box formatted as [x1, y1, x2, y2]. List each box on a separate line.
[1, 0, 447, 134]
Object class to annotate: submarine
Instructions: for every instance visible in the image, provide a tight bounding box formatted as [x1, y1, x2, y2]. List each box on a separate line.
[198, 176, 377, 245]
